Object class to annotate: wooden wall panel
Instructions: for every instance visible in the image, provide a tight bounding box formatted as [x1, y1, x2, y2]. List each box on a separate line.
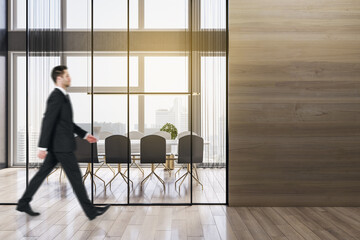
[229, 0, 360, 206]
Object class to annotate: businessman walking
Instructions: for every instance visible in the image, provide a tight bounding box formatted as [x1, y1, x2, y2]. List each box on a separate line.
[17, 65, 110, 220]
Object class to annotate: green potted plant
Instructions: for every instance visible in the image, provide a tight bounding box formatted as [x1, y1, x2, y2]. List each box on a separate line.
[160, 123, 178, 139]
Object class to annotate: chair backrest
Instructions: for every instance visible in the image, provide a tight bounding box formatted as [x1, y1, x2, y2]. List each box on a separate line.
[178, 135, 203, 164]
[74, 137, 100, 163]
[153, 131, 171, 140]
[105, 135, 130, 164]
[140, 135, 166, 164]
[99, 131, 112, 140]
[177, 131, 198, 139]
[127, 131, 144, 140]
[153, 131, 172, 153]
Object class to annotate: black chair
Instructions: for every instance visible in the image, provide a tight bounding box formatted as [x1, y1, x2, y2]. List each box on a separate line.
[175, 135, 204, 191]
[94, 131, 116, 175]
[104, 135, 133, 189]
[140, 135, 166, 191]
[74, 137, 105, 191]
[175, 132, 200, 176]
[153, 131, 172, 175]
[124, 131, 145, 176]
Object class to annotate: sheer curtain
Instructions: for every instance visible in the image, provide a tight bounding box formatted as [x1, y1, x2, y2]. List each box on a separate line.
[19, 0, 227, 170]
[27, 0, 61, 165]
[193, 0, 227, 167]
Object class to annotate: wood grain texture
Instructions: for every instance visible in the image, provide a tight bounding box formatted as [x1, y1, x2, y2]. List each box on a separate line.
[229, 0, 360, 206]
[1, 204, 360, 239]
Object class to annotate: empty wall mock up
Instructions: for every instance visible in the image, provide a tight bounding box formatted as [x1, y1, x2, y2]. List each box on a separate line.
[229, 0, 360, 206]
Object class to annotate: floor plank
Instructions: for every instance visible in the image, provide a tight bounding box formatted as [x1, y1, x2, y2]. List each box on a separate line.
[0, 167, 226, 204]
[0, 169, 360, 239]
[236, 208, 271, 240]
[0, 205, 359, 239]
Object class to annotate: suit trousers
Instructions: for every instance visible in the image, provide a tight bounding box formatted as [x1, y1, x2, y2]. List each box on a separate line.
[18, 151, 96, 218]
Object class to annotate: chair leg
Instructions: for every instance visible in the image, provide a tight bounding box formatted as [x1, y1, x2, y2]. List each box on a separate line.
[123, 162, 134, 174]
[82, 164, 90, 183]
[82, 163, 100, 191]
[84, 170, 97, 192]
[82, 171, 89, 183]
[134, 162, 145, 176]
[47, 167, 59, 182]
[106, 164, 133, 190]
[120, 164, 133, 188]
[120, 172, 134, 189]
[154, 163, 161, 171]
[192, 164, 197, 179]
[175, 166, 183, 176]
[192, 173, 204, 190]
[95, 159, 116, 176]
[153, 171, 165, 191]
[89, 174, 96, 192]
[161, 163, 171, 177]
[141, 164, 165, 191]
[106, 163, 116, 175]
[141, 171, 153, 185]
[178, 172, 189, 192]
[190, 165, 203, 190]
[93, 173, 106, 190]
[175, 171, 188, 188]
[106, 171, 121, 189]
[124, 158, 144, 177]
[94, 162, 105, 174]
[175, 164, 203, 191]
[90, 163, 106, 189]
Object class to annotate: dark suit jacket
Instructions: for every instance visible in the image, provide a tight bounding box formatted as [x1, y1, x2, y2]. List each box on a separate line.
[38, 88, 87, 152]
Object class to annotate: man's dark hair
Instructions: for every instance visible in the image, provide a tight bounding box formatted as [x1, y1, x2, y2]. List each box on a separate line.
[51, 65, 68, 83]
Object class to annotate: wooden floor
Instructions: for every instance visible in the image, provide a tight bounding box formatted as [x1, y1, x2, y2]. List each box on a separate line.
[0, 205, 360, 239]
[0, 166, 226, 204]
[1, 168, 360, 239]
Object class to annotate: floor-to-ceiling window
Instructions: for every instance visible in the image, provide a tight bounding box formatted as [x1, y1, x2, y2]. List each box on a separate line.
[3, 0, 227, 205]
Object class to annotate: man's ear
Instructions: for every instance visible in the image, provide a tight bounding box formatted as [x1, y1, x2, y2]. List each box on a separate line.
[56, 76, 61, 84]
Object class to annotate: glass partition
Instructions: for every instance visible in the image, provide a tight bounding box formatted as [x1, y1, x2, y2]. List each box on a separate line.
[129, 0, 191, 204]
[7, 0, 227, 205]
[1, 54, 27, 203]
[191, 0, 227, 203]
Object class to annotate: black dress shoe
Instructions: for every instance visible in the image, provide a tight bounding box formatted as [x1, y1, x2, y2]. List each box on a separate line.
[88, 205, 111, 220]
[16, 204, 40, 216]
[95, 205, 111, 214]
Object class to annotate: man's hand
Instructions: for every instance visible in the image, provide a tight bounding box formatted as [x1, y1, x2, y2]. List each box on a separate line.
[38, 150, 47, 159]
[86, 134, 97, 143]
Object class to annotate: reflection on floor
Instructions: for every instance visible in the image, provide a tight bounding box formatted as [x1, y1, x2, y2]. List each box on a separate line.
[1, 169, 360, 239]
[0, 203, 359, 239]
[0, 166, 226, 204]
